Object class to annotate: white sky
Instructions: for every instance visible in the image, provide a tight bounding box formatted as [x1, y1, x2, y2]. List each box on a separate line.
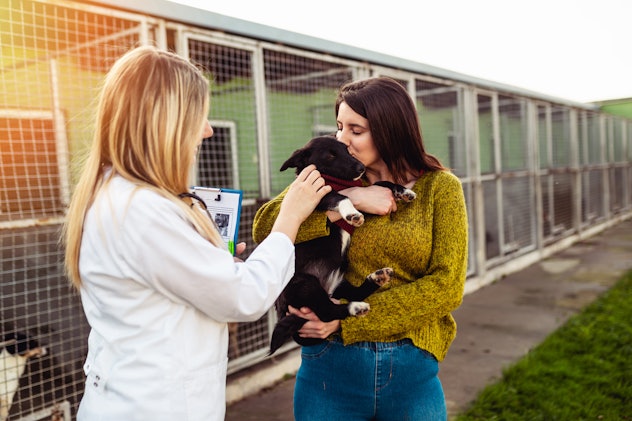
[169, 0, 631, 104]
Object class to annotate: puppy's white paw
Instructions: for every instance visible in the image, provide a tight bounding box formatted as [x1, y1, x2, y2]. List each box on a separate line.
[368, 267, 393, 287]
[396, 188, 417, 202]
[345, 212, 365, 227]
[348, 301, 370, 316]
[338, 199, 364, 226]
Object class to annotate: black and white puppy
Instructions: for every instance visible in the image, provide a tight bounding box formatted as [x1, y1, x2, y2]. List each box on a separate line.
[268, 135, 416, 355]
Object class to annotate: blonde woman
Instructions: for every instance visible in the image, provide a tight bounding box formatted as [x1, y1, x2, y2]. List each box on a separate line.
[63, 46, 330, 421]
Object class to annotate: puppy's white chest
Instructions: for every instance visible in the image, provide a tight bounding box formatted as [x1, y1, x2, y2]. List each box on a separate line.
[323, 230, 351, 296]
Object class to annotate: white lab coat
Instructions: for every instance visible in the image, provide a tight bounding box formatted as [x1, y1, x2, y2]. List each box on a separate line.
[76, 175, 295, 421]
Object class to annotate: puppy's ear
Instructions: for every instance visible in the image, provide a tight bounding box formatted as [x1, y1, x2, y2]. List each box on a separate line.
[279, 158, 294, 172]
[280, 148, 307, 172]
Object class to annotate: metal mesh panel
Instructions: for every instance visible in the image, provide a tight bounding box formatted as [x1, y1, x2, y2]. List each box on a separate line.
[610, 167, 625, 212]
[502, 177, 535, 252]
[189, 39, 260, 199]
[416, 79, 465, 176]
[613, 118, 625, 161]
[1, 225, 90, 419]
[551, 173, 574, 235]
[581, 169, 605, 223]
[628, 167, 632, 208]
[537, 105, 550, 169]
[0, 117, 64, 219]
[197, 123, 238, 189]
[1, 1, 144, 419]
[577, 111, 588, 166]
[480, 93, 538, 262]
[551, 106, 572, 168]
[482, 179, 500, 259]
[498, 95, 528, 171]
[541, 173, 574, 241]
[477, 94, 495, 174]
[262, 48, 353, 194]
[539, 104, 577, 242]
[582, 111, 603, 165]
[628, 122, 632, 161]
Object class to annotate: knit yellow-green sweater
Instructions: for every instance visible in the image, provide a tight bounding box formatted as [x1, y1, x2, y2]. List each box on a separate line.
[252, 170, 468, 361]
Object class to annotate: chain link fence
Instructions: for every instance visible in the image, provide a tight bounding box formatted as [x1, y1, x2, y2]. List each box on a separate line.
[1, 0, 631, 419]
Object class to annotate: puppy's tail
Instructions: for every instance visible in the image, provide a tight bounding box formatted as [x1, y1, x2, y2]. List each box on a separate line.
[268, 314, 307, 356]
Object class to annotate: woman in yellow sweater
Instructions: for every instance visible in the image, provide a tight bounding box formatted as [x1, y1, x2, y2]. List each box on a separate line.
[253, 76, 468, 420]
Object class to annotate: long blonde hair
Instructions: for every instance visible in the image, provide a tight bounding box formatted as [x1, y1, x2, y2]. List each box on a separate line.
[63, 45, 223, 289]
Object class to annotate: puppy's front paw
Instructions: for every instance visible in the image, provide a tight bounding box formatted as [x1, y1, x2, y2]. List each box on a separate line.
[368, 267, 393, 287]
[338, 199, 364, 226]
[348, 301, 370, 316]
[395, 188, 416, 202]
[345, 212, 365, 227]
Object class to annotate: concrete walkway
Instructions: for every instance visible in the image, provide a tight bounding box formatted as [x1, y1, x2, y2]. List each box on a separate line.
[225, 217, 632, 420]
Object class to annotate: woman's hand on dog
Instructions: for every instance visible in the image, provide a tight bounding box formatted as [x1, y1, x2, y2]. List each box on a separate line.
[340, 184, 397, 216]
[288, 305, 341, 339]
[272, 165, 332, 243]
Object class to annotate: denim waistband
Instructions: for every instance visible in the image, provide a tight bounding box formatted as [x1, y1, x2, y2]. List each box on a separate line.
[329, 335, 414, 349]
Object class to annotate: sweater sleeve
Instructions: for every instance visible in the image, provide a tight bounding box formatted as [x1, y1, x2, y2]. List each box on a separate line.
[340, 172, 468, 345]
[252, 186, 331, 244]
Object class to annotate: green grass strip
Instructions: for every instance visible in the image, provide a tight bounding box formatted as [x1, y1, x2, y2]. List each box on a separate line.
[456, 270, 632, 421]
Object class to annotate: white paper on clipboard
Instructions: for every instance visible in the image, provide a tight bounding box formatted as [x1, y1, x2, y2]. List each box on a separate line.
[191, 186, 243, 255]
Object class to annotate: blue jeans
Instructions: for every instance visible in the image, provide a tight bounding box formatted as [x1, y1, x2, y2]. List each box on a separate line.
[293, 338, 447, 421]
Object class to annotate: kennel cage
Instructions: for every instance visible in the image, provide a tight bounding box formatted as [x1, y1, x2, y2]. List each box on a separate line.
[1, 0, 631, 419]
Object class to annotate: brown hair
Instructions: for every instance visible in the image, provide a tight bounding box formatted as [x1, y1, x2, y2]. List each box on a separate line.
[336, 76, 446, 184]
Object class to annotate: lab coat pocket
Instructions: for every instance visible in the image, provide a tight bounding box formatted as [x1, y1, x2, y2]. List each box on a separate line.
[182, 358, 228, 420]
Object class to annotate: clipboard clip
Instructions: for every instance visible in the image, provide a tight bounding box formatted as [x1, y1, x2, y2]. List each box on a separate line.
[178, 191, 222, 232]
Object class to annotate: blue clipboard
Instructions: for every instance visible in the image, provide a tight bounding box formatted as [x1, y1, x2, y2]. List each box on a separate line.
[191, 186, 243, 255]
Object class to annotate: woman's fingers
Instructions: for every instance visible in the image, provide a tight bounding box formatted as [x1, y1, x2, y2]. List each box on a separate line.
[287, 305, 341, 339]
[283, 166, 332, 221]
